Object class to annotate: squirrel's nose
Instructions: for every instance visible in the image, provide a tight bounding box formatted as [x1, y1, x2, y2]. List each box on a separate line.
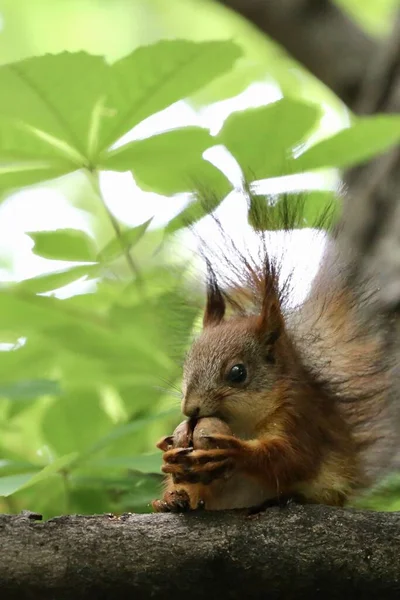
[181, 393, 201, 418]
[182, 403, 200, 419]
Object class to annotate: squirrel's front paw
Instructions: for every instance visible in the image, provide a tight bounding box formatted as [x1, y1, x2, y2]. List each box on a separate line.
[196, 433, 244, 451]
[152, 489, 191, 513]
[161, 446, 237, 484]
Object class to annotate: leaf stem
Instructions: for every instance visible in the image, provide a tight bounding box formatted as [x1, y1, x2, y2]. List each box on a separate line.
[87, 169, 143, 287]
[60, 469, 71, 514]
[1, 494, 19, 515]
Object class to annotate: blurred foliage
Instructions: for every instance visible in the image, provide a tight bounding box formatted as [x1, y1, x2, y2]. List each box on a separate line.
[335, 0, 399, 36]
[0, 0, 398, 518]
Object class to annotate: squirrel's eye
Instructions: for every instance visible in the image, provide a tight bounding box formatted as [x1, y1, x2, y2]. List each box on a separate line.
[226, 363, 247, 385]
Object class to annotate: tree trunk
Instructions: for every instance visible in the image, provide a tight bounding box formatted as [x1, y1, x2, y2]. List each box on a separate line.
[215, 0, 377, 109]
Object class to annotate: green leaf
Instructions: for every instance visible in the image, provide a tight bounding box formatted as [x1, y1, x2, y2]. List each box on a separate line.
[294, 115, 400, 172]
[15, 453, 79, 494]
[218, 98, 320, 179]
[15, 264, 101, 294]
[190, 60, 271, 108]
[97, 219, 152, 263]
[102, 127, 230, 196]
[88, 452, 162, 474]
[82, 408, 178, 458]
[42, 392, 113, 456]
[100, 40, 242, 149]
[0, 40, 241, 188]
[0, 53, 109, 190]
[68, 471, 160, 514]
[0, 291, 76, 332]
[0, 379, 61, 400]
[0, 290, 110, 337]
[27, 229, 97, 262]
[0, 459, 40, 474]
[0, 453, 78, 497]
[116, 476, 161, 512]
[0, 159, 75, 192]
[11, 476, 66, 521]
[41, 320, 168, 375]
[0, 41, 241, 190]
[0, 52, 109, 162]
[0, 472, 39, 497]
[0, 341, 56, 384]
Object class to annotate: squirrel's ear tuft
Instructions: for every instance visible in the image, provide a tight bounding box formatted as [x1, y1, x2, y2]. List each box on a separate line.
[203, 260, 225, 328]
[257, 301, 283, 363]
[255, 260, 285, 359]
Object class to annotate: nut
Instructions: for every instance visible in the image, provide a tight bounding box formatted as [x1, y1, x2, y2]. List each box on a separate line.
[170, 417, 232, 450]
[193, 417, 232, 450]
[172, 420, 193, 448]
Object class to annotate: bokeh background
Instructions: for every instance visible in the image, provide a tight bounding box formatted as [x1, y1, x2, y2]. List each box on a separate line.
[0, 0, 399, 518]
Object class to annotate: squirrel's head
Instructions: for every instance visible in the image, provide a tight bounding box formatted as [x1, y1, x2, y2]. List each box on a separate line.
[181, 260, 296, 436]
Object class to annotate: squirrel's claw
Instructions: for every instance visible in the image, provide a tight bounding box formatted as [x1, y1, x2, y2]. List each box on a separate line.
[199, 433, 244, 450]
[162, 447, 193, 462]
[156, 435, 174, 452]
[152, 489, 191, 513]
[162, 447, 236, 484]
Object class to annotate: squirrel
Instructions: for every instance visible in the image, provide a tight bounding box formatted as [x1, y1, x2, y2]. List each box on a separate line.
[152, 194, 397, 513]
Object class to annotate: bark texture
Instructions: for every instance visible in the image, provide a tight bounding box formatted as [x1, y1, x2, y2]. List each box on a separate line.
[340, 16, 400, 317]
[2, 505, 400, 599]
[215, 0, 377, 109]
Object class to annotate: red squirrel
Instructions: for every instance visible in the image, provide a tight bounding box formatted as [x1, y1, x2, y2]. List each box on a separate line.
[152, 195, 396, 512]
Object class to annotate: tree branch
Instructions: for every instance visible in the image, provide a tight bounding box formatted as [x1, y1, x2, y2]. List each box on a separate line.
[215, 0, 377, 110]
[2, 506, 400, 599]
